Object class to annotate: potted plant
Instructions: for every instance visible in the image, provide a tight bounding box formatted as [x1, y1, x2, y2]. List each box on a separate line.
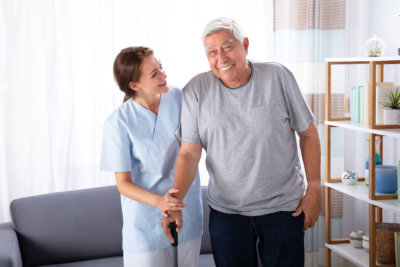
[381, 87, 400, 124]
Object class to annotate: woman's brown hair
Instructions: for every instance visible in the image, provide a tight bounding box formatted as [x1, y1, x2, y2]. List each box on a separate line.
[113, 46, 154, 102]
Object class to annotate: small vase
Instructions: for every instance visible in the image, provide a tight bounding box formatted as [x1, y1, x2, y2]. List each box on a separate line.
[383, 109, 399, 125]
[349, 231, 364, 248]
[376, 165, 398, 193]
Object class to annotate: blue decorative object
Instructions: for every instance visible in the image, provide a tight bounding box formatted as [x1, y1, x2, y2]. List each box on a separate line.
[375, 165, 398, 193]
[365, 153, 382, 185]
[398, 160, 400, 202]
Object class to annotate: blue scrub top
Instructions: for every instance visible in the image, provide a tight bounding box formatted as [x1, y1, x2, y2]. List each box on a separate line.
[100, 87, 202, 253]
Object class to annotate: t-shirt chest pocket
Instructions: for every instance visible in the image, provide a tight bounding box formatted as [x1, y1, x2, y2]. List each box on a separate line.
[251, 105, 278, 134]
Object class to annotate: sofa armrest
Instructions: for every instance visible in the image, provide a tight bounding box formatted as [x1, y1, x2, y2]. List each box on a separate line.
[0, 222, 23, 267]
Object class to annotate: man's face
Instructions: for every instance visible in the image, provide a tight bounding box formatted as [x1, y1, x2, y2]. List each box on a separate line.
[204, 29, 249, 88]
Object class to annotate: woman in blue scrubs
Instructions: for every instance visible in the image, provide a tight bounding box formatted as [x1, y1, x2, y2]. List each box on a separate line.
[100, 46, 202, 267]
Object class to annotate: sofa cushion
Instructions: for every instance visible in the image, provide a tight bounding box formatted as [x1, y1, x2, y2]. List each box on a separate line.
[0, 222, 23, 267]
[10, 186, 123, 267]
[198, 254, 216, 267]
[38, 256, 123, 267]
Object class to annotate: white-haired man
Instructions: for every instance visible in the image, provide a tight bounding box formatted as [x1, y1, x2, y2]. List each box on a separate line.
[162, 17, 321, 267]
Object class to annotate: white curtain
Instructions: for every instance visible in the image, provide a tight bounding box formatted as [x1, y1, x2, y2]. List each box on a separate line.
[0, 0, 274, 222]
[273, 0, 347, 266]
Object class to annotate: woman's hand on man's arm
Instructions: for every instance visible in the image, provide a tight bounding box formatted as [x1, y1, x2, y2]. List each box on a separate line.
[115, 172, 185, 217]
[156, 188, 186, 217]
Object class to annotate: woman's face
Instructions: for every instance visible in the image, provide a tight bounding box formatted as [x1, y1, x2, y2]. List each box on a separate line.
[132, 54, 169, 95]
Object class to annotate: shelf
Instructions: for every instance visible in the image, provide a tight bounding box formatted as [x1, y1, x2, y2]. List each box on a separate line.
[325, 120, 400, 138]
[325, 57, 400, 267]
[325, 243, 369, 267]
[325, 57, 400, 63]
[325, 182, 400, 214]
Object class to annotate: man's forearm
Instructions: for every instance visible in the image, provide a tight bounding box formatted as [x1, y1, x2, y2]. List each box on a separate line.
[301, 141, 321, 186]
[299, 124, 321, 187]
[173, 150, 201, 200]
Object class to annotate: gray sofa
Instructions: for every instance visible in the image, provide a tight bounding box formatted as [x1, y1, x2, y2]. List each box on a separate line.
[0, 186, 215, 267]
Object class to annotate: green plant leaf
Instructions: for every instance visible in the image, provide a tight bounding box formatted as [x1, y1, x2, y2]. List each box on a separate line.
[382, 87, 400, 109]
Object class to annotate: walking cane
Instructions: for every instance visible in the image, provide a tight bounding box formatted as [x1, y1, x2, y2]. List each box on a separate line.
[168, 222, 178, 267]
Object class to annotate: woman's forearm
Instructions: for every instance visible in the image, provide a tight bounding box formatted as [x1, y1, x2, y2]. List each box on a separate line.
[115, 174, 162, 207]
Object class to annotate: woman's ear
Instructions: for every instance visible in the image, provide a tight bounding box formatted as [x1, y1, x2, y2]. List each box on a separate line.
[129, 81, 139, 92]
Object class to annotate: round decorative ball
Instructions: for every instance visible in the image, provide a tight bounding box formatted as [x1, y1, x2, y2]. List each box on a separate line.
[341, 170, 358, 185]
[363, 34, 385, 57]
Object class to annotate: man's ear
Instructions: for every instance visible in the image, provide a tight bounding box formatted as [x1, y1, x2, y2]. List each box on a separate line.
[129, 81, 139, 92]
[243, 37, 249, 54]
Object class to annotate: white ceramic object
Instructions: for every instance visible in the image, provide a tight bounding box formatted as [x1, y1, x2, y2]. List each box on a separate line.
[383, 109, 400, 125]
[349, 231, 364, 248]
[362, 235, 369, 251]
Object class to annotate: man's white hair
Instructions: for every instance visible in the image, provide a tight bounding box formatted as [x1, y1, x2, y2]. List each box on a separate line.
[202, 17, 246, 46]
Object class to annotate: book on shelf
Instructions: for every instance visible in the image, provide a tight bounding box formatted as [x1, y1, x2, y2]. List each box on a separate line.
[359, 85, 365, 123]
[349, 82, 395, 124]
[355, 86, 360, 122]
[344, 97, 350, 117]
[351, 86, 360, 122]
[350, 87, 354, 121]
[363, 85, 368, 123]
[350, 86, 362, 123]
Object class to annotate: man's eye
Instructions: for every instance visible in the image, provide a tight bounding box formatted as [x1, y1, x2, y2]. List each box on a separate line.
[223, 45, 232, 51]
[152, 72, 157, 78]
[208, 51, 217, 56]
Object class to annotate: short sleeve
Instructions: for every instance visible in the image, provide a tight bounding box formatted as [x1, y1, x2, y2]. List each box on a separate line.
[280, 66, 314, 133]
[100, 120, 132, 172]
[177, 84, 201, 144]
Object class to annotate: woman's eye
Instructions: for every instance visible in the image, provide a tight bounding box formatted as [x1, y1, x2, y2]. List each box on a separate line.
[152, 72, 157, 78]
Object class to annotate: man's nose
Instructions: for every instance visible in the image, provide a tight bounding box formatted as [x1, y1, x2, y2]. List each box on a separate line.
[217, 50, 228, 63]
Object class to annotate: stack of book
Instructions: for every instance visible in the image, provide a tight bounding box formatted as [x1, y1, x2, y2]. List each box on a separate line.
[349, 82, 397, 124]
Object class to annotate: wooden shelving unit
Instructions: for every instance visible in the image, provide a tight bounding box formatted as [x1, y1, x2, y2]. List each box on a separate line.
[325, 57, 400, 267]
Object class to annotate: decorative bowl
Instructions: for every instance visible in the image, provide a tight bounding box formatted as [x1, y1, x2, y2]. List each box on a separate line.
[349, 231, 364, 248]
[362, 235, 369, 251]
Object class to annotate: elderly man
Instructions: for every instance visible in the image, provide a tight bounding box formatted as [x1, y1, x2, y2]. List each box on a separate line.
[163, 17, 321, 267]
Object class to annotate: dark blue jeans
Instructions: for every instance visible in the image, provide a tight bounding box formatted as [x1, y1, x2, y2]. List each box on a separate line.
[209, 207, 304, 267]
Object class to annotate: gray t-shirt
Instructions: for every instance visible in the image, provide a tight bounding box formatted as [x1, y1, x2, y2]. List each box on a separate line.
[178, 61, 314, 216]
